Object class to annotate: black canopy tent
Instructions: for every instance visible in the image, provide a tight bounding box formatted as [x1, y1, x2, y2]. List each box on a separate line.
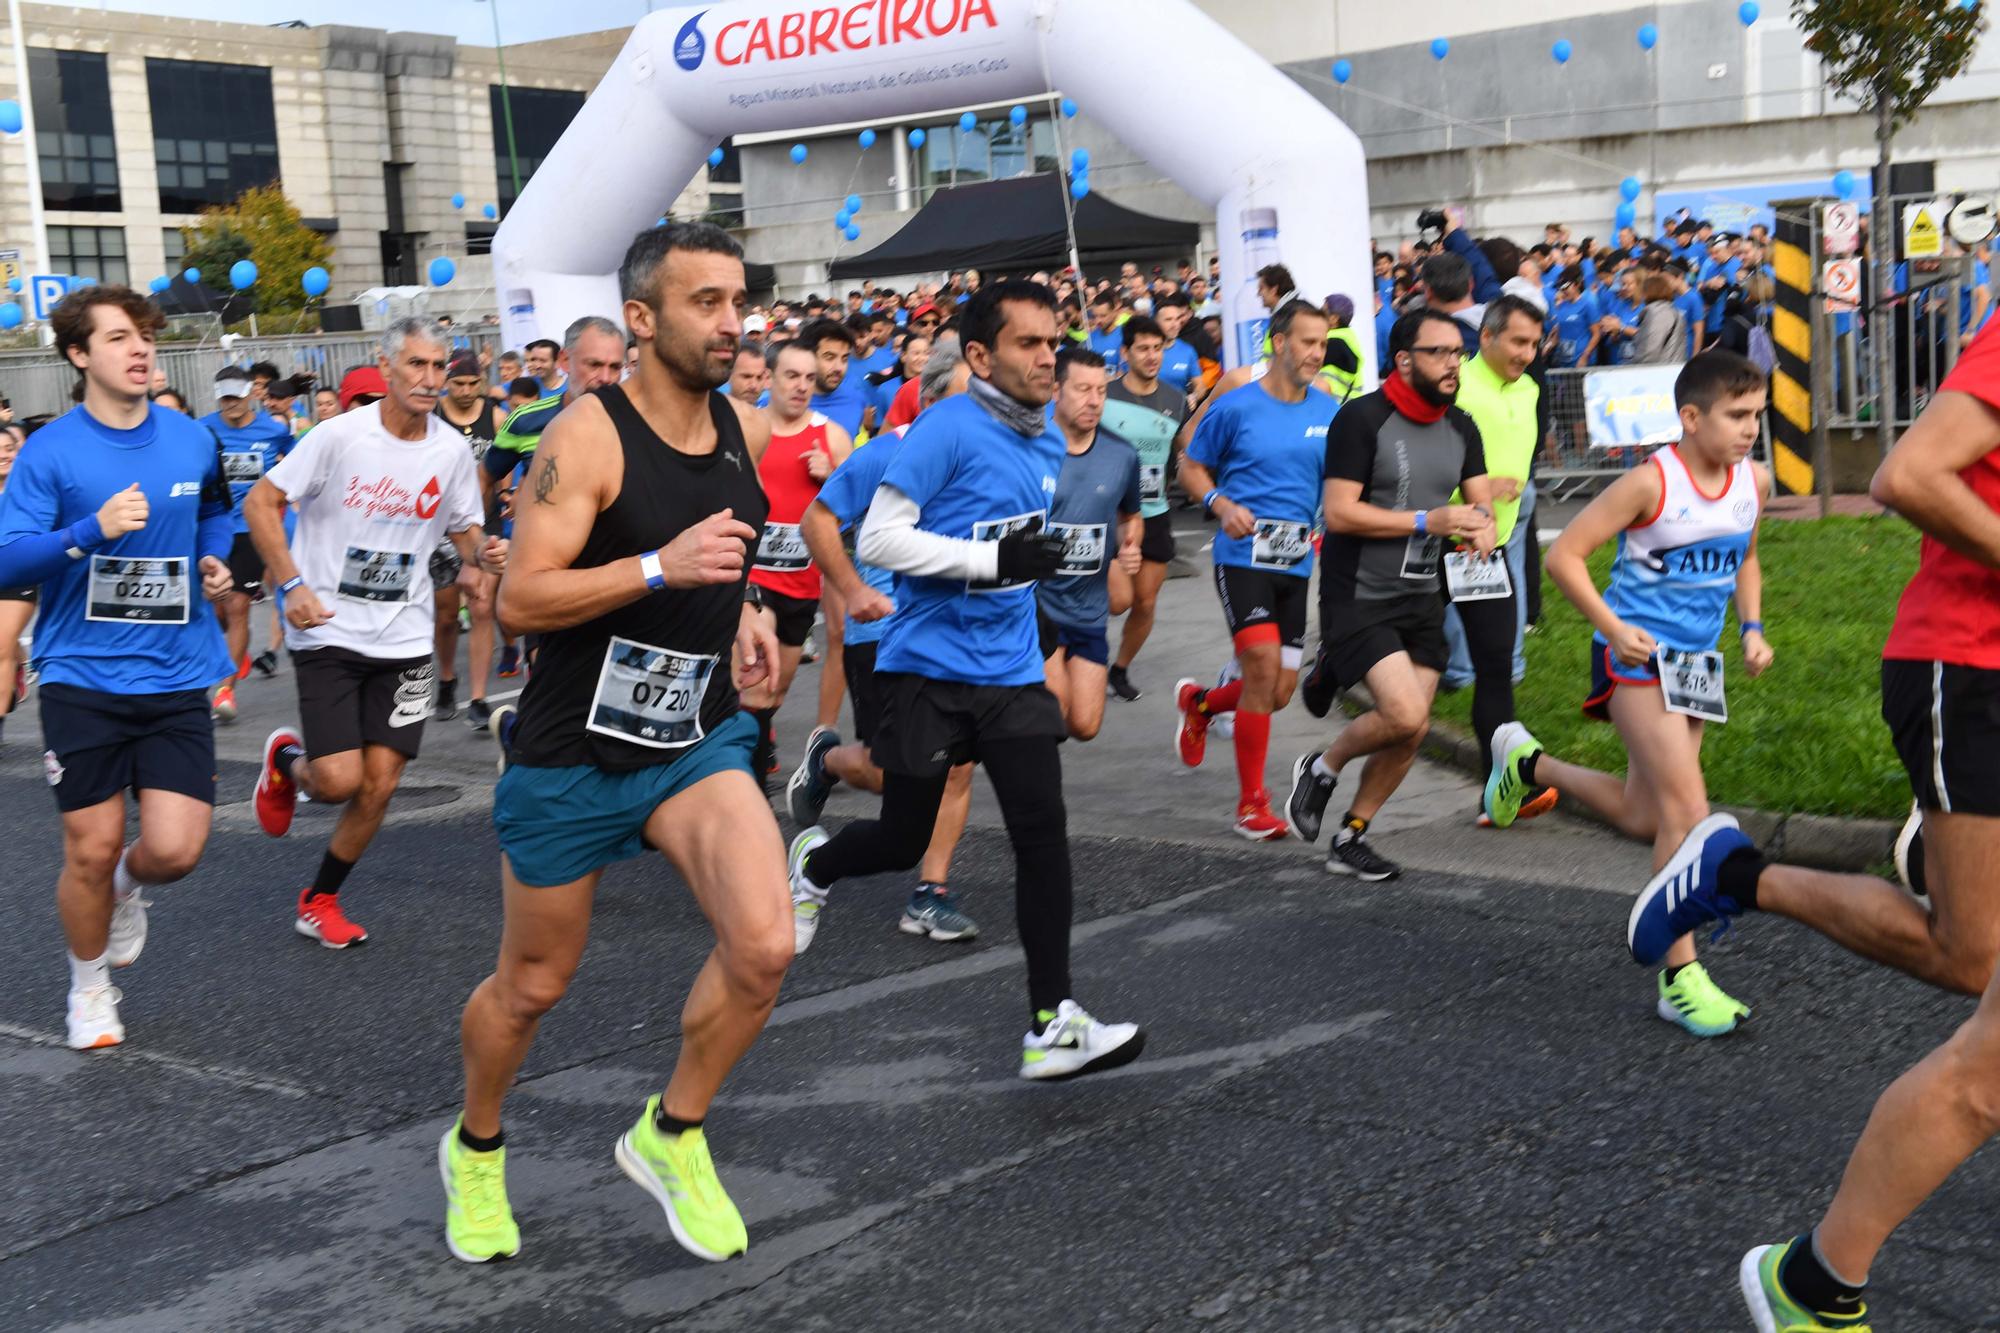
[828, 176, 1199, 281]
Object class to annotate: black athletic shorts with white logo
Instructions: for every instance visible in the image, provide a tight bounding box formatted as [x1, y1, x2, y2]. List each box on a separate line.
[868, 672, 1065, 778]
[1212, 563, 1309, 649]
[1882, 658, 2000, 817]
[39, 682, 215, 812]
[227, 531, 266, 599]
[843, 639, 885, 744]
[295, 646, 434, 760]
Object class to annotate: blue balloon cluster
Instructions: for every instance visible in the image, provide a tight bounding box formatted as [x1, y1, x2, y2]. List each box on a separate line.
[1071, 176, 1090, 201]
[1621, 176, 1642, 202]
[302, 266, 330, 297]
[1615, 201, 1637, 228]
[429, 256, 456, 287]
[790, 143, 808, 164]
[0, 303, 21, 331]
[1552, 40, 1572, 64]
[845, 193, 863, 214]
[835, 211, 850, 230]
[858, 128, 877, 149]
[229, 259, 258, 290]
[843, 224, 861, 242]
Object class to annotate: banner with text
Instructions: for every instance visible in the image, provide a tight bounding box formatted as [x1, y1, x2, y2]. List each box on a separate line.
[1585, 364, 1683, 449]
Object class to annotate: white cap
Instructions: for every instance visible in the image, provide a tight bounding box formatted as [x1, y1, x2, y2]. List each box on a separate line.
[743, 314, 769, 335]
[213, 368, 255, 399]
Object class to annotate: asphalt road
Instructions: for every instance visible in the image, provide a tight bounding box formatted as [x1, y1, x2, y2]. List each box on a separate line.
[0, 535, 1993, 1332]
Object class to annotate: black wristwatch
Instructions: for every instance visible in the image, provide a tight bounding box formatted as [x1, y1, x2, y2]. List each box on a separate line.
[743, 583, 768, 613]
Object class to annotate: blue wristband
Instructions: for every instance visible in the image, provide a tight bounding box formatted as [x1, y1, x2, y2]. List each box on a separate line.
[1413, 509, 1428, 536]
[1202, 488, 1220, 512]
[1739, 620, 1763, 636]
[279, 576, 304, 595]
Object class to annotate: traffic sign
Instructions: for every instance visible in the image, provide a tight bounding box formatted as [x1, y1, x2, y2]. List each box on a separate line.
[1948, 195, 1997, 247]
[1904, 201, 1944, 259]
[29, 273, 70, 320]
[1822, 202, 1859, 256]
[1822, 259, 1860, 313]
[0, 250, 21, 292]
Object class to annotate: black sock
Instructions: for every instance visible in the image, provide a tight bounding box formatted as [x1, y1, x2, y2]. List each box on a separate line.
[457, 1122, 504, 1153]
[275, 743, 306, 775]
[1717, 845, 1768, 912]
[653, 1102, 702, 1137]
[309, 850, 355, 901]
[1780, 1231, 1866, 1316]
[1520, 751, 1541, 786]
[1663, 963, 1687, 983]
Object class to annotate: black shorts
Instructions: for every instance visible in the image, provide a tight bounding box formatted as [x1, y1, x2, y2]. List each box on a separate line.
[295, 646, 434, 760]
[1213, 563, 1309, 649]
[1140, 512, 1175, 565]
[844, 639, 884, 743]
[869, 671, 1066, 778]
[227, 532, 265, 599]
[39, 682, 215, 812]
[0, 585, 35, 603]
[1319, 593, 1449, 690]
[764, 589, 818, 648]
[1882, 659, 2000, 816]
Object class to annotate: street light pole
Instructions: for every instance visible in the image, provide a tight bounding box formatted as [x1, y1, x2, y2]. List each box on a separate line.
[478, 0, 523, 202]
[7, 0, 52, 283]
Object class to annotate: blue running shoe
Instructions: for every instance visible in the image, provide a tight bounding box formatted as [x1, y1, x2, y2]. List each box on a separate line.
[1627, 812, 1752, 966]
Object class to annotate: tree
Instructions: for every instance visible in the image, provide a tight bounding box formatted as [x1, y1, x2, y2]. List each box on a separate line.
[177, 186, 333, 316]
[1791, 0, 1984, 457]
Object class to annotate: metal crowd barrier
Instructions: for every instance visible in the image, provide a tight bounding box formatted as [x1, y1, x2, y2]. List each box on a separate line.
[1534, 363, 1772, 502]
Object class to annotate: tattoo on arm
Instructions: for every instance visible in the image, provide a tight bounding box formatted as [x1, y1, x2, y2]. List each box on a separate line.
[532, 453, 558, 505]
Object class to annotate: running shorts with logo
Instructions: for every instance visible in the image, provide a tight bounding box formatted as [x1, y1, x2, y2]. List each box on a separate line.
[869, 673, 1065, 778]
[0, 584, 35, 602]
[764, 589, 818, 648]
[39, 683, 216, 812]
[295, 645, 434, 759]
[1880, 661, 2000, 817]
[1319, 592, 1448, 689]
[226, 531, 267, 598]
[1213, 564, 1309, 650]
[843, 639, 886, 743]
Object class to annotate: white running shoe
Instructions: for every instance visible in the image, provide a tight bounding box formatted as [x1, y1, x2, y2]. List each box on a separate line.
[66, 983, 124, 1050]
[1019, 999, 1146, 1081]
[788, 826, 829, 955]
[105, 889, 150, 968]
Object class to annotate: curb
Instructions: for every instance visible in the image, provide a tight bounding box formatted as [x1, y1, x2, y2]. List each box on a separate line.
[1334, 688, 1899, 873]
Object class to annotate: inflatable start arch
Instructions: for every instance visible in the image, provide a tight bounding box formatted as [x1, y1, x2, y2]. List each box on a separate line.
[493, 0, 1374, 383]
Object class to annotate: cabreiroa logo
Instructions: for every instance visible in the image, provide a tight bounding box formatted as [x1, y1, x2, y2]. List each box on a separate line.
[682, 0, 1000, 70]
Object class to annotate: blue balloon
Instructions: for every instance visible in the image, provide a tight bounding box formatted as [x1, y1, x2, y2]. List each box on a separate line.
[1430, 37, 1449, 60]
[428, 256, 456, 287]
[843, 224, 860, 242]
[146, 275, 168, 294]
[845, 193, 863, 214]
[1060, 98, 1077, 118]
[482, 204, 496, 220]
[228, 259, 258, 290]
[858, 128, 877, 149]
[1552, 40, 1572, 64]
[0, 303, 20, 330]
[1739, 0, 1760, 24]
[183, 267, 201, 283]
[708, 147, 725, 168]
[1071, 177, 1090, 201]
[789, 143, 807, 164]
[958, 112, 977, 132]
[835, 211, 851, 229]
[1638, 23, 1659, 49]
[1010, 104, 1027, 126]
[1621, 176, 1642, 202]
[1615, 202, 1637, 228]
[450, 192, 465, 209]
[0, 101, 20, 135]
[301, 265, 330, 297]
[1071, 147, 1090, 169]
[1834, 170, 1857, 199]
[908, 128, 926, 148]
[1331, 58, 1352, 83]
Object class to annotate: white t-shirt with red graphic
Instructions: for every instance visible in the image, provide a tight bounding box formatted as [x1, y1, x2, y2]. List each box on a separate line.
[265, 401, 483, 660]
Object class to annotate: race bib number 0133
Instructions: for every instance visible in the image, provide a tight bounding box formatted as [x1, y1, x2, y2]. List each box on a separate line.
[1658, 647, 1727, 723]
[86, 555, 190, 624]
[1050, 521, 1106, 576]
[586, 636, 718, 749]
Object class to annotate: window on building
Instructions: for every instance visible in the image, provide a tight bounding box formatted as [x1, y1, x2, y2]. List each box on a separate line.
[490, 85, 586, 217]
[29, 49, 120, 212]
[163, 228, 186, 269]
[49, 225, 128, 285]
[912, 114, 1061, 202]
[707, 139, 741, 185]
[146, 59, 280, 214]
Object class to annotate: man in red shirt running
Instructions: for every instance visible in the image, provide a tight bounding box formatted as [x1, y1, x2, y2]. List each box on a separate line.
[743, 340, 852, 780]
[1619, 320, 2000, 1331]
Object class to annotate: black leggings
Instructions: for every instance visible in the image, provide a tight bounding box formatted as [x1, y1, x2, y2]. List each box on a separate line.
[804, 735, 1073, 1015]
[1451, 588, 1518, 761]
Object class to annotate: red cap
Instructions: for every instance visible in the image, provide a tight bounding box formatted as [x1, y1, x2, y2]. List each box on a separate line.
[338, 365, 388, 411]
[910, 302, 940, 321]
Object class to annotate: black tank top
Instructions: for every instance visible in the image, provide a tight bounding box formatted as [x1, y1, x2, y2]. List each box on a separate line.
[509, 385, 768, 772]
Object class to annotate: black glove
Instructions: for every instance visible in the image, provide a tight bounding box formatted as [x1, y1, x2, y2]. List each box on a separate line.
[994, 516, 1066, 582]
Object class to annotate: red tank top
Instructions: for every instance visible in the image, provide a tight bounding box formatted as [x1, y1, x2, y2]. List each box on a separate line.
[749, 413, 831, 600]
[1884, 321, 2000, 668]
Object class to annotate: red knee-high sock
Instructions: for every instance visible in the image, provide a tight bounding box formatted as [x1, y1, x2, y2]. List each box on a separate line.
[1201, 679, 1244, 715]
[1233, 710, 1271, 804]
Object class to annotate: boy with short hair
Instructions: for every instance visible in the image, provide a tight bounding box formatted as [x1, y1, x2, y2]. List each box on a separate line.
[1481, 350, 1774, 1038]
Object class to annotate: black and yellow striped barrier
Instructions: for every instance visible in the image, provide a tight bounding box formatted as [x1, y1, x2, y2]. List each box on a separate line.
[1769, 205, 1817, 495]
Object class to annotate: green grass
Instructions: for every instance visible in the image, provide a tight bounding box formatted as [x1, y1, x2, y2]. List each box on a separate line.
[1432, 515, 1921, 820]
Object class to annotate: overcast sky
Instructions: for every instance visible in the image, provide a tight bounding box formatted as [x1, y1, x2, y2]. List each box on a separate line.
[80, 0, 693, 46]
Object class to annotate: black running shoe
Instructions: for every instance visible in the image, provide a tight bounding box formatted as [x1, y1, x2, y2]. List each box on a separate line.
[1326, 828, 1400, 881]
[435, 677, 459, 722]
[1107, 666, 1142, 702]
[1300, 643, 1337, 719]
[1285, 752, 1338, 843]
[465, 698, 492, 731]
[786, 726, 841, 829]
[251, 650, 278, 678]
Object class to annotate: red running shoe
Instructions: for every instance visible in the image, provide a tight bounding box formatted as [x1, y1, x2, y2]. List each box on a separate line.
[295, 890, 368, 948]
[256, 726, 302, 837]
[1174, 677, 1208, 768]
[1233, 795, 1290, 842]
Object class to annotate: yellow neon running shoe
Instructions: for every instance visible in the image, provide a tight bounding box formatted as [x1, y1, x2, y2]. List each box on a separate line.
[614, 1096, 747, 1262]
[1739, 1239, 1872, 1331]
[438, 1120, 520, 1263]
[1657, 961, 1750, 1038]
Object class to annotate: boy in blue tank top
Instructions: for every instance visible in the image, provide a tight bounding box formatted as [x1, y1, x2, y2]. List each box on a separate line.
[1480, 351, 1775, 1039]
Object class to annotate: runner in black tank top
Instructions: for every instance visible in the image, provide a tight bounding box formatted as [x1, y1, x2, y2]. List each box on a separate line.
[433, 352, 506, 724]
[445, 223, 790, 1270]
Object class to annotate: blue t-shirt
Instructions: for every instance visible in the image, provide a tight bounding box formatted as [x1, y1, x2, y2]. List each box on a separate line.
[1037, 429, 1142, 631]
[876, 395, 1064, 686]
[200, 408, 292, 533]
[812, 375, 869, 437]
[1673, 289, 1707, 356]
[871, 374, 905, 425]
[1963, 259, 1993, 333]
[852, 344, 898, 381]
[1375, 305, 1397, 368]
[1086, 327, 1126, 374]
[1699, 257, 1741, 332]
[1158, 339, 1200, 394]
[1550, 293, 1600, 368]
[817, 434, 903, 648]
[1185, 380, 1334, 580]
[0, 403, 234, 693]
[1601, 292, 1644, 364]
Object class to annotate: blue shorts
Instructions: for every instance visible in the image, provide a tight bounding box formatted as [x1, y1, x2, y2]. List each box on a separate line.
[1036, 609, 1110, 666]
[1583, 638, 1660, 722]
[493, 710, 756, 887]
